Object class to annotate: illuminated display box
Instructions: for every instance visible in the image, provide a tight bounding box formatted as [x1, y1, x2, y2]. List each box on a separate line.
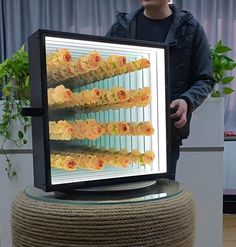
[27, 30, 170, 191]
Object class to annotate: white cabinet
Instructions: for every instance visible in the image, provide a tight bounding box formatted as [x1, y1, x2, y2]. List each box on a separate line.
[0, 101, 33, 247]
[224, 141, 236, 190]
[176, 97, 224, 247]
[0, 154, 33, 247]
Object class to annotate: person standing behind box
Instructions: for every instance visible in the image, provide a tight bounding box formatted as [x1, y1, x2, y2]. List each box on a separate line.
[106, 0, 214, 180]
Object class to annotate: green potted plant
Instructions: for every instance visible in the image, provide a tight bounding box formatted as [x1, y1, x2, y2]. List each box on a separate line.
[0, 45, 31, 178]
[211, 40, 236, 97]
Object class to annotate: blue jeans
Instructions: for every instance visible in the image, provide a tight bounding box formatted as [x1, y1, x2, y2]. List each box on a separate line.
[168, 144, 180, 180]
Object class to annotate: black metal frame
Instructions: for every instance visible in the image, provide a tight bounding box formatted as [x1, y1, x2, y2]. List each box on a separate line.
[27, 29, 171, 192]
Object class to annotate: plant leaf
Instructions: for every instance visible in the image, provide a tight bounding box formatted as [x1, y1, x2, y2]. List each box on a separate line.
[223, 87, 234, 95]
[211, 90, 221, 97]
[222, 77, 234, 84]
[215, 45, 232, 53]
[225, 62, 236, 71]
[25, 75, 29, 87]
[18, 130, 24, 139]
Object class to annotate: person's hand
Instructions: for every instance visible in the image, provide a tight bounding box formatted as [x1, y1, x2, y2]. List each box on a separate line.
[170, 99, 188, 128]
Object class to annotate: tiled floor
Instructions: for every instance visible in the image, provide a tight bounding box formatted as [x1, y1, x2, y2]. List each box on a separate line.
[224, 214, 236, 247]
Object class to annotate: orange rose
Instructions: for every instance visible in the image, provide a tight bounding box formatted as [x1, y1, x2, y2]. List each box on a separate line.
[126, 62, 137, 72]
[77, 57, 89, 74]
[119, 148, 129, 156]
[91, 88, 101, 98]
[74, 120, 86, 139]
[129, 123, 138, 135]
[87, 51, 102, 70]
[139, 58, 150, 68]
[118, 122, 130, 135]
[92, 124, 104, 136]
[87, 156, 104, 170]
[61, 156, 77, 171]
[139, 122, 155, 136]
[134, 58, 150, 70]
[58, 49, 72, 63]
[75, 155, 84, 168]
[78, 154, 90, 168]
[106, 123, 119, 135]
[129, 150, 141, 162]
[136, 98, 151, 107]
[105, 154, 116, 165]
[67, 61, 78, 75]
[52, 85, 73, 104]
[47, 88, 55, 106]
[139, 87, 151, 101]
[104, 90, 116, 104]
[108, 55, 126, 67]
[51, 154, 63, 168]
[55, 120, 74, 140]
[112, 87, 129, 102]
[116, 155, 130, 168]
[88, 88, 101, 104]
[143, 150, 155, 164]
[64, 88, 72, 100]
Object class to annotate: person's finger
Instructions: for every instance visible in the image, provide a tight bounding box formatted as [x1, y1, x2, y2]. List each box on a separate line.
[170, 107, 185, 118]
[175, 116, 187, 128]
[170, 100, 178, 109]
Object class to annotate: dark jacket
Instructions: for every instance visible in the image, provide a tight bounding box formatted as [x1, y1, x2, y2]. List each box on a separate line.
[107, 5, 214, 145]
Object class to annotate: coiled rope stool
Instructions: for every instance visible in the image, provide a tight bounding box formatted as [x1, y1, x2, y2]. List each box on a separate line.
[12, 181, 195, 247]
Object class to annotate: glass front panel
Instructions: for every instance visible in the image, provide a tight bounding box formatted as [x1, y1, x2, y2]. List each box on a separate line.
[45, 36, 167, 185]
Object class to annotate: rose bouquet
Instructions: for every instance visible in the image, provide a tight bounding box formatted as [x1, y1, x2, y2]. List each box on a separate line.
[51, 147, 155, 171]
[48, 86, 151, 111]
[46, 48, 150, 85]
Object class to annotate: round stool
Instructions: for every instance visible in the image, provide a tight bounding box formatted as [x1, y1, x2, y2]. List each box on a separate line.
[12, 180, 195, 247]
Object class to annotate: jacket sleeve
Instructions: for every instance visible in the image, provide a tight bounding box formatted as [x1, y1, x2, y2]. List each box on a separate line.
[106, 20, 123, 37]
[179, 23, 215, 112]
